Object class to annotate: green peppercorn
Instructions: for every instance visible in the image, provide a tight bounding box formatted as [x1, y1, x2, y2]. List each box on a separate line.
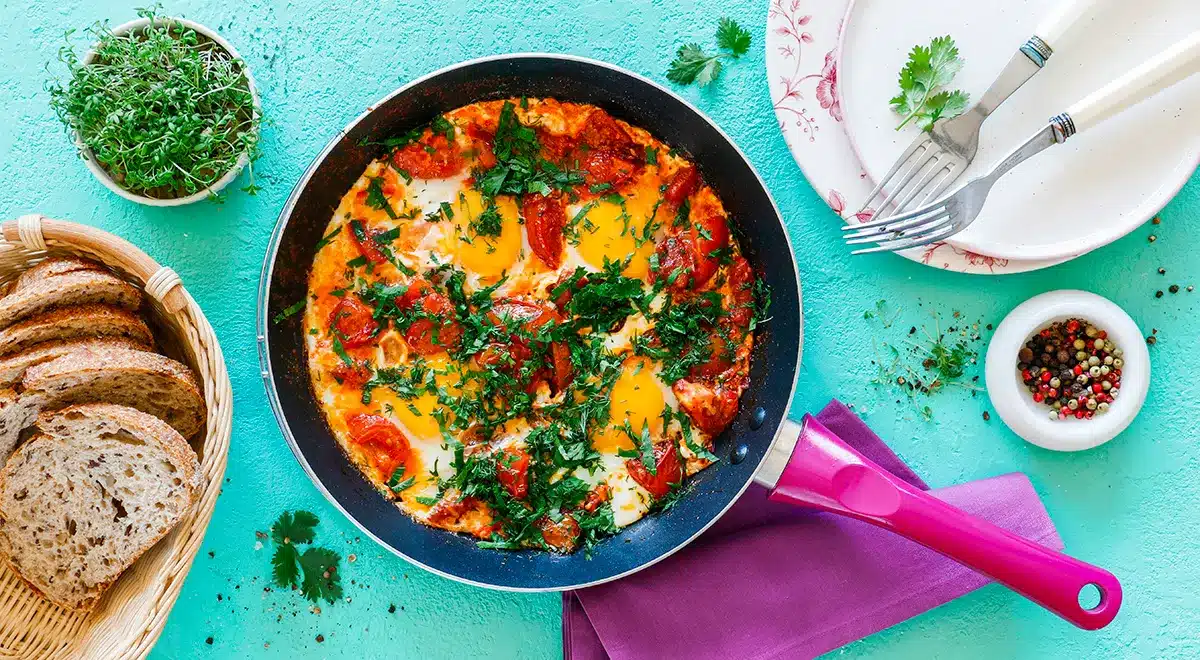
[1114, 358, 1124, 368]
[1085, 326, 1098, 338]
[1076, 350, 1088, 361]
[1089, 365, 1101, 377]
[1073, 339, 1086, 350]
[1101, 380, 1112, 391]
[1086, 398, 1098, 411]
[1113, 348, 1124, 357]
[1103, 355, 1114, 365]
[1049, 409, 1059, 420]
[1088, 355, 1100, 367]
[1100, 365, 1111, 376]
[1068, 399, 1079, 410]
[1050, 377, 1061, 388]
[1098, 402, 1110, 412]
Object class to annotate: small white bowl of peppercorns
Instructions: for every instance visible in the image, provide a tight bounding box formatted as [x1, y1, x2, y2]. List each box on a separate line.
[985, 290, 1150, 452]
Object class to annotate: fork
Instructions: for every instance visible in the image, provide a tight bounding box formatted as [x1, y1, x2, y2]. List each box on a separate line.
[845, 31, 1200, 254]
[855, 0, 1099, 220]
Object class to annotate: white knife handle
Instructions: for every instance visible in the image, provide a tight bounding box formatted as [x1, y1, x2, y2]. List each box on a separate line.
[1057, 31, 1200, 138]
[1033, 0, 1100, 53]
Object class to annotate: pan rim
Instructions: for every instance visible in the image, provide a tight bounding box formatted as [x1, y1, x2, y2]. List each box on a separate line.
[256, 52, 804, 592]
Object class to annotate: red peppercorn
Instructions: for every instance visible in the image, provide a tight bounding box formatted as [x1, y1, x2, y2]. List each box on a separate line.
[1075, 410, 1086, 419]
[1048, 388, 1058, 398]
[1039, 383, 1050, 392]
[1041, 329, 1051, 338]
[1073, 365, 1083, 375]
[1085, 411, 1095, 419]
[1092, 384, 1103, 393]
[1098, 331, 1107, 340]
[1040, 371, 1052, 382]
[1022, 369, 1033, 381]
[1067, 320, 1080, 332]
[1033, 392, 1044, 403]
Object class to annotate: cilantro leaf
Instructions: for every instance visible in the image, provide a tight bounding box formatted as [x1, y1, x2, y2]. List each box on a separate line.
[715, 18, 751, 57]
[271, 510, 318, 545]
[298, 547, 343, 604]
[666, 44, 719, 86]
[891, 35, 969, 131]
[365, 176, 399, 220]
[667, 18, 752, 87]
[271, 543, 300, 589]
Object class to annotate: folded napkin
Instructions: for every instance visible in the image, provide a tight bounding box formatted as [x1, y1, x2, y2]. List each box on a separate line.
[564, 400, 1064, 660]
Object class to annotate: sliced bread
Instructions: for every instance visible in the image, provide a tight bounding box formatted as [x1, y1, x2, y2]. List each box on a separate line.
[0, 346, 205, 462]
[0, 337, 152, 386]
[0, 269, 142, 330]
[12, 257, 103, 290]
[0, 305, 152, 357]
[0, 404, 203, 611]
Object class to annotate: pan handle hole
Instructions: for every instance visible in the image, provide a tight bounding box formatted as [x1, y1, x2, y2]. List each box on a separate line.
[1078, 583, 1103, 611]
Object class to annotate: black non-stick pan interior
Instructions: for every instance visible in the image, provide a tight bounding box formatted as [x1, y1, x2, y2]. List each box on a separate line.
[260, 55, 801, 589]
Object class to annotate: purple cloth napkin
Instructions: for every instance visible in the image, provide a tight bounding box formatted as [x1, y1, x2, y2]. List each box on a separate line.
[564, 400, 1064, 660]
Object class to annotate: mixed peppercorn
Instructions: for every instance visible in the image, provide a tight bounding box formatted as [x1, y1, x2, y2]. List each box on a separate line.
[1017, 318, 1123, 421]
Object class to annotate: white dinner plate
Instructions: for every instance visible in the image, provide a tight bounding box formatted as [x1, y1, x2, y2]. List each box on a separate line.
[766, 0, 1065, 274]
[838, 0, 1200, 261]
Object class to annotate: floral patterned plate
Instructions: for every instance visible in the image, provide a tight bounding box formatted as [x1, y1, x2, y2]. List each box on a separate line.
[766, 0, 1066, 274]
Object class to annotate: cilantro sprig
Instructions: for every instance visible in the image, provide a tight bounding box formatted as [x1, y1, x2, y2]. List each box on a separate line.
[269, 510, 344, 604]
[666, 17, 752, 87]
[890, 36, 969, 131]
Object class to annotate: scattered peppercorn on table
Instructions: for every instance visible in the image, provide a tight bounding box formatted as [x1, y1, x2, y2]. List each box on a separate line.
[4, 0, 1200, 658]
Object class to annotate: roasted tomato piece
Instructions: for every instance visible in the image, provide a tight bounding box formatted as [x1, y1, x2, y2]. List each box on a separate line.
[427, 496, 492, 538]
[538, 130, 575, 163]
[329, 296, 379, 348]
[689, 332, 735, 381]
[652, 210, 730, 291]
[537, 514, 581, 552]
[549, 271, 588, 309]
[349, 223, 388, 265]
[578, 109, 635, 155]
[331, 360, 372, 388]
[663, 166, 699, 208]
[652, 235, 696, 289]
[346, 413, 411, 479]
[464, 123, 497, 169]
[390, 133, 464, 179]
[522, 194, 566, 269]
[400, 282, 462, 355]
[487, 300, 572, 390]
[496, 448, 531, 500]
[625, 441, 684, 499]
[672, 374, 749, 435]
[727, 256, 756, 330]
[578, 149, 637, 187]
[580, 484, 610, 513]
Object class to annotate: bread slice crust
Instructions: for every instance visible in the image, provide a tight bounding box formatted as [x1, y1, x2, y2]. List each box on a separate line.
[0, 305, 153, 357]
[0, 264, 142, 330]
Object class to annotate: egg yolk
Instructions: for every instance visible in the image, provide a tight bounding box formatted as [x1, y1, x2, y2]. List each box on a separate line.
[575, 185, 660, 278]
[375, 356, 460, 442]
[593, 357, 665, 453]
[443, 189, 522, 278]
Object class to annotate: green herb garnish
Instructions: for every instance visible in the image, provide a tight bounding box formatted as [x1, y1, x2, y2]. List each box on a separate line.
[666, 17, 752, 87]
[48, 7, 261, 199]
[366, 177, 399, 219]
[273, 300, 305, 324]
[890, 36, 970, 131]
[269, 510, 344, 605]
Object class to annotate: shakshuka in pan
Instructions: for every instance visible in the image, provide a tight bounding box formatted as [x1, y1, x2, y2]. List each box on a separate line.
[304, 98, 766, 553]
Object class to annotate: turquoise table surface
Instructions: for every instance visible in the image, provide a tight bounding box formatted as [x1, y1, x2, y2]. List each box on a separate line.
[3, 0, 1198, 657]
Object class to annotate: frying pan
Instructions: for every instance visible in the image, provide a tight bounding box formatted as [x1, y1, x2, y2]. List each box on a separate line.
[257, 54, 1122, 629]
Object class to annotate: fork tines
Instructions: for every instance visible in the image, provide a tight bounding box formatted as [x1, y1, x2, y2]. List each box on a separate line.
[842, 202, 957, 254]
[854, 134, 962, 220]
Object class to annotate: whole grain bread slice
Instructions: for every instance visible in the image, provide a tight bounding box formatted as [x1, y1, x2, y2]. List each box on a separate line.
[0, 268, 142, 330]
[0, 305, 152, 357]
[0, 404, 203, 611]
[12, 257, 103, 290]
[0, 346, 205, 462]
[0, 337, 151, 386]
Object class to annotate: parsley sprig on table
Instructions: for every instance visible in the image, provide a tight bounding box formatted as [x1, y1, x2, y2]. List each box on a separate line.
[667, 17, 752, 87]
[269, 510, 344, 604]
[890, 36, 969, 131]
[47, 7, 261, 199]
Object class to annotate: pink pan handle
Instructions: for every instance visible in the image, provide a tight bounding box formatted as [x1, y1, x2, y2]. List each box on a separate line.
[767, 415, 1122, 630]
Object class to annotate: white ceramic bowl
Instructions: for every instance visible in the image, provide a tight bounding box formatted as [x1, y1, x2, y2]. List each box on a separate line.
[76, 17, 260, 207]
[985, 290, 1150, 452]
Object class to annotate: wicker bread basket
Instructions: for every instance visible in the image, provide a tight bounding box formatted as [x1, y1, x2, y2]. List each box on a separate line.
[0, 215, 232, 659]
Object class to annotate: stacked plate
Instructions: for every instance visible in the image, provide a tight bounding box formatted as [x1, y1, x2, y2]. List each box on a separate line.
[768, 0, 1200, 274]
